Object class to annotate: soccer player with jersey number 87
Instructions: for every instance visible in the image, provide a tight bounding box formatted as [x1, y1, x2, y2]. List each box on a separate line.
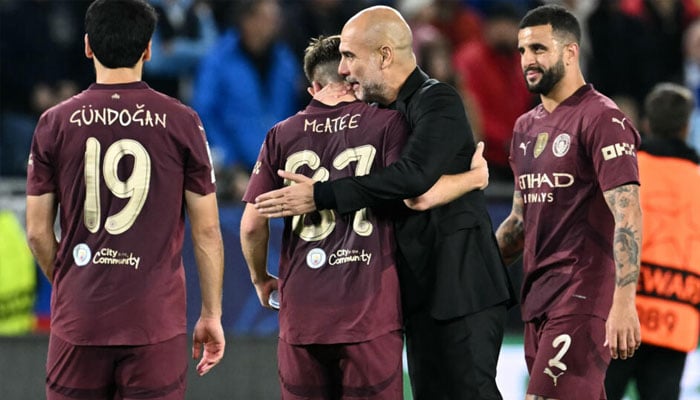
[240, 34, 408, 400]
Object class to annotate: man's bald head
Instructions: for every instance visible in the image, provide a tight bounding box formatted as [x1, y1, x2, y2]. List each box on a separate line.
[337, 6, 417, 104]
[343, 6, 414, 61]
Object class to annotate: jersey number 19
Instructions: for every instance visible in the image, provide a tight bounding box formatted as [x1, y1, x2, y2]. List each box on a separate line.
[84, 137, 151, 235]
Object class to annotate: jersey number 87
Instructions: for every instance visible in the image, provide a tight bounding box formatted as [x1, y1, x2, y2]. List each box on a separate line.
[285, 145, 375, 242]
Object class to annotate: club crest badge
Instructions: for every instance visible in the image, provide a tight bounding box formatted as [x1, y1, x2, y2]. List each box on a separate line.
[306, 248, 327, 269]
[534, 132, 549, 158]
[73, 243, 92, 267]
[552, 133, 571, 157]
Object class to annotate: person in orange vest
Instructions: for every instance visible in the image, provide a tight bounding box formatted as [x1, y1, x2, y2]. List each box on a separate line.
[605, 82, 700, 399]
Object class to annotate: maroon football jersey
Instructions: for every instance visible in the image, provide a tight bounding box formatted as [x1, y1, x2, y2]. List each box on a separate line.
[27, 82, 216, 345]
[243, 99, 408, 345]
[509, 84, 640, 322]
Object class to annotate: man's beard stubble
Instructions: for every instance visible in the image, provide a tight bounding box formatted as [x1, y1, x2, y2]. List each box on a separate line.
[525, 57, 565, 95]
[354, 80, 387, 105]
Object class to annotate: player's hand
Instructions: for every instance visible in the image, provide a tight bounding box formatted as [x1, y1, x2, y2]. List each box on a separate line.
[254, 171, 317, 217]
[192, 317, 225, 376]
[252, 274, 279, 309]
[604, 299, 641, 360]
[471, 141, 489, 191]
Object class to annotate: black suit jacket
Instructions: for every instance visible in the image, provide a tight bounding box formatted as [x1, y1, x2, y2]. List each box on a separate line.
[315, 68, 515, 319]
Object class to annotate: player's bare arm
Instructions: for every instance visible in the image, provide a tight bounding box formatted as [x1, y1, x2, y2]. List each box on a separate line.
[240, 203, 279, 308]
[603, 183, 642, 360]
[495, 191, 525, 266]
[404, 141, 489, 211]
[254, 171, 317, 218]
[185, 190, 226, 376]
[25, 193, 58, 281]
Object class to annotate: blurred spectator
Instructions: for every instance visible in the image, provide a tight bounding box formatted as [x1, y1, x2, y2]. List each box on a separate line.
[0, 0, 92, 176]
[398, 0, 440, 62]
[398, 0, 461, 85]
[281, 0, 364, 61]
[0, 210, 36, 335]
[587, 0, 651, 117]
[208, 1, 235, 32]
[191, 0, 302, 202]
[431, 0, 484, 48]
[466, 0, 535, 15]
[619, 0, 699, 96]
[543, 0, 598, 75]
[605, 82, 700, 400]
[419, 32, 459, 87]
[279, 0, 365, 105]
[452, 2, 533, 181]
[684, 18, 700, 150]
[144, 0, 218, 102]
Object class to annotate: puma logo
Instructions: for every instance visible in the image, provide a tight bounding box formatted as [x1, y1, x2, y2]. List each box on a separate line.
[520, 141, 531, 155]
[612, 117, 626, 130]
[544, 367, 564, 387]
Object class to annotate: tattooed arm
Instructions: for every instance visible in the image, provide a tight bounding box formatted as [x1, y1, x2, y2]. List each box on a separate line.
[603, 183, 642, 360]
[495, 191, 525, 266]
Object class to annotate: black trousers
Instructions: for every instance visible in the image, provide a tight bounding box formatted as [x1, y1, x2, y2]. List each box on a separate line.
[404, 303, 507, 400]
[605, 343, 687, 400]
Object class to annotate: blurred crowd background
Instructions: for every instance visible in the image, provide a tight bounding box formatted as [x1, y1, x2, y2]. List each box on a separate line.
[2, 0, 700, 337]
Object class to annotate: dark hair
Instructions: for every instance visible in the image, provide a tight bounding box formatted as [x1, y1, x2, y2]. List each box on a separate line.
[303, 35, 342, 86]
[519, 4, 581, 44]
[85, 0, 157, 69]
[644, 83, 694, 139]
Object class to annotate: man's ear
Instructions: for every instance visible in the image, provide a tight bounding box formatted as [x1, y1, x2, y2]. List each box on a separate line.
[142, 40, 152, 62]
[564, 42, 579, 67]
[84, 33, 93, 59]
[307, 81, 322, 96]
[380, 45, 393, 69]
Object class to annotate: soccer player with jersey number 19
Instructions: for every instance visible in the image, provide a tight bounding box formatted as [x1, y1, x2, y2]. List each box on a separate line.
[25, 1, 225, 399]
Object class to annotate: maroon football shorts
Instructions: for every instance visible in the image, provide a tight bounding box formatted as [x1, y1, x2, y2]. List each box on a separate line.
[278, 330, 403, 400]
[525, 314, 610, 400]
[46, 334, 187, 400]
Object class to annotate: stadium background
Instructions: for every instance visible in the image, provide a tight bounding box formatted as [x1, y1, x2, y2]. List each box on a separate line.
[3, 0, 700, 398]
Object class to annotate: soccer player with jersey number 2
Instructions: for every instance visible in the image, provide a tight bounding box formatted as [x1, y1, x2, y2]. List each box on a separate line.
[495, 5, 643, 400]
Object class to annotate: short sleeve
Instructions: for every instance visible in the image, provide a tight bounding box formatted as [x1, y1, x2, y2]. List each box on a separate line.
[242, 125, 282, 202]
[583, 108, 641, 191]
[183, 110, 217, 195]
[26, 112, 57, 195]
